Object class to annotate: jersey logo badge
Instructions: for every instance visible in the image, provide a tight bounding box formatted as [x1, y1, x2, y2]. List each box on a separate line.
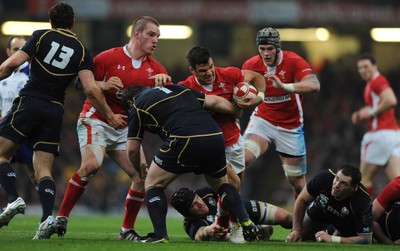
[279, 70, 286, 82]
[218, 82, 228, 93]
[340, 207, 349, 216]
[146, 68, 154, 78]
[117, 65, 126, 70]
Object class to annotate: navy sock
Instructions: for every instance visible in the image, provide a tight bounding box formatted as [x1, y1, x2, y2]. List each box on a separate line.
[217, 183, 250, 223]
[0, 162, 19, 203]
[145, 187, 168, 239]
[38, 177, 56, 222]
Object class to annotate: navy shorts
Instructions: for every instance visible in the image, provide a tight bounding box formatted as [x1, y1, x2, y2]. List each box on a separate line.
[0, 96, 64, 156]
[154, 134, 227, 178]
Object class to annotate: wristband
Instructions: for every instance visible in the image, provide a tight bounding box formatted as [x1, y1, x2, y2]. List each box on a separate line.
[257, 92, 265, 100]
[368, 107, 378, 118]
[331, 236, 341, 243]
[283, 83, 294, 93]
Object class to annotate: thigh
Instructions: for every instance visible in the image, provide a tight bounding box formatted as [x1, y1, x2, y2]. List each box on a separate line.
[244, 116, 272, 155]
[385, 156, 400, 180]
[77, 118, 128, 150]
[145, 161, 179, 190]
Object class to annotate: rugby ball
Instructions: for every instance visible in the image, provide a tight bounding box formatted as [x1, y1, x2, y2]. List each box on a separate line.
[233, 82, 258, 104]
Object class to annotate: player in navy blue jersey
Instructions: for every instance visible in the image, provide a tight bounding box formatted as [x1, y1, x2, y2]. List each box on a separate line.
[0, 3, 125, 239]
[171, 187, 292, 242]
[286, 164, 373, 244]
[124, 84, 260, 243]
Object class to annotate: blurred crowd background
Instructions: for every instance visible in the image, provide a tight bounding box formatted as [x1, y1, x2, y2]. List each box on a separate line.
[1, 0, 400, 214]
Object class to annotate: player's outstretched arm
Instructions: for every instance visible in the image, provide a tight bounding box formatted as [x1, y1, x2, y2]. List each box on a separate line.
[0, 50, 28, 80]
[204, 94, 237, 115]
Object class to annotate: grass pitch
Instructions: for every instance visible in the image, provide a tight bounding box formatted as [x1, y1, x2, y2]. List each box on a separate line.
[0, 214, 398, 251]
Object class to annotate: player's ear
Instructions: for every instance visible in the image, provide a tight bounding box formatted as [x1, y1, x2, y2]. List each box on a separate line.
[188, 66, 195, 74]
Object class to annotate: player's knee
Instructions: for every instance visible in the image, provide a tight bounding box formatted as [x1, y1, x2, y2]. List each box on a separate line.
[244, 139, 261, 163]
[282, 164, 307, 178]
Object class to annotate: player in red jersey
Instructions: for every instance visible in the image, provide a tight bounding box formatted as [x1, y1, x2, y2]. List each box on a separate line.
[352, 53, 400, 196]
[242, 27, 320, 198]
[372, 176, 400, 244]
[49, 16, 172, 240]
[178, 46, 266, 189]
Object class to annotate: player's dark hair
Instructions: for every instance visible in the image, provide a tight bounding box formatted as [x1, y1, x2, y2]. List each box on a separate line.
[171, 188, 196, 217]
[357, 53, 377, 65]
[49, 3, 74, 29]
[6, 36, 26, 49]
[338, 164, 361, 186]
[121, 85, 145, 111]
[186, 46, 211, 70]
[131, 16, 159, 35]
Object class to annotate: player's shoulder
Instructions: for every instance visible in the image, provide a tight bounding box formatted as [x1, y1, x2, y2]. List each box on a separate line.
[177, 76, 195, 86]
[282, 50, 306, 61]
[374, 74, 390, 85]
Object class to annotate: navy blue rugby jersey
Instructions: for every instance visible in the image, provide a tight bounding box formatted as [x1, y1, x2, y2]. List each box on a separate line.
[128, 85, 223, 140]
[307, 169, 372, 235]
[183, 187, 218, 240]
[20, 29, 93, 103]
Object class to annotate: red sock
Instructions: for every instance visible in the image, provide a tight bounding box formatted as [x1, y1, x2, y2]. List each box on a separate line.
[216, 197, 230, 229]
[121, 188, 145, 229]
[58, 172, 88, 217]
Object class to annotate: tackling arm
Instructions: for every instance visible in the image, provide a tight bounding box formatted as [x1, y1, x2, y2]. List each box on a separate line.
[79, 70, 126, 129]
[204, 94, 238, 116]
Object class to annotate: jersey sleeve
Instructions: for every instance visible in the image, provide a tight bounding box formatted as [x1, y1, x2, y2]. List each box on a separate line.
[370, 76, 391, 95]
[292, 55, 313, 81]
[183, 218, 209, 240]
[92, 51, 109, 81]
[20, 30, 43, 58]
[78, 47, 93, 72]
[127, 107, 144, 140]
[353, 195, 373, 234]
[376, 177, 400, 210]
[190, 89, 206, 106]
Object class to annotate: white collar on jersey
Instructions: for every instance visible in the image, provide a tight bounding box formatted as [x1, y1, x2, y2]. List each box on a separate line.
[194, 76, 213, 91]
[123, 45, 146, 69]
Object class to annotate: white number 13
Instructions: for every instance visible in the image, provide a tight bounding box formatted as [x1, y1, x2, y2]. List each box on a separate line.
[43, 41, 74, 69]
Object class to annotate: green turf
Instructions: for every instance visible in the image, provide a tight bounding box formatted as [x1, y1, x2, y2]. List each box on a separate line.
[0, 215, 397, 251]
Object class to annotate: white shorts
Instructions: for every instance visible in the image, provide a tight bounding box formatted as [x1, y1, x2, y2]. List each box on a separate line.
[226, 135, 245, 174]
[361, 130, 400, 165]
[77, 118, 127, 151]
[244, 115, 306, 156]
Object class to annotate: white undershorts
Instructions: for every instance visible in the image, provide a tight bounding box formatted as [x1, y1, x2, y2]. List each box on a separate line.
[77, 118, 127, 151]
[226, 135, 245, 174]
[361, 130, 400, 165]
[244, 115, 306, 156]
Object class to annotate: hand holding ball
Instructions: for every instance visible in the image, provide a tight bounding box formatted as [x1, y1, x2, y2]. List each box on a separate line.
[233, 82, 258, 105]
